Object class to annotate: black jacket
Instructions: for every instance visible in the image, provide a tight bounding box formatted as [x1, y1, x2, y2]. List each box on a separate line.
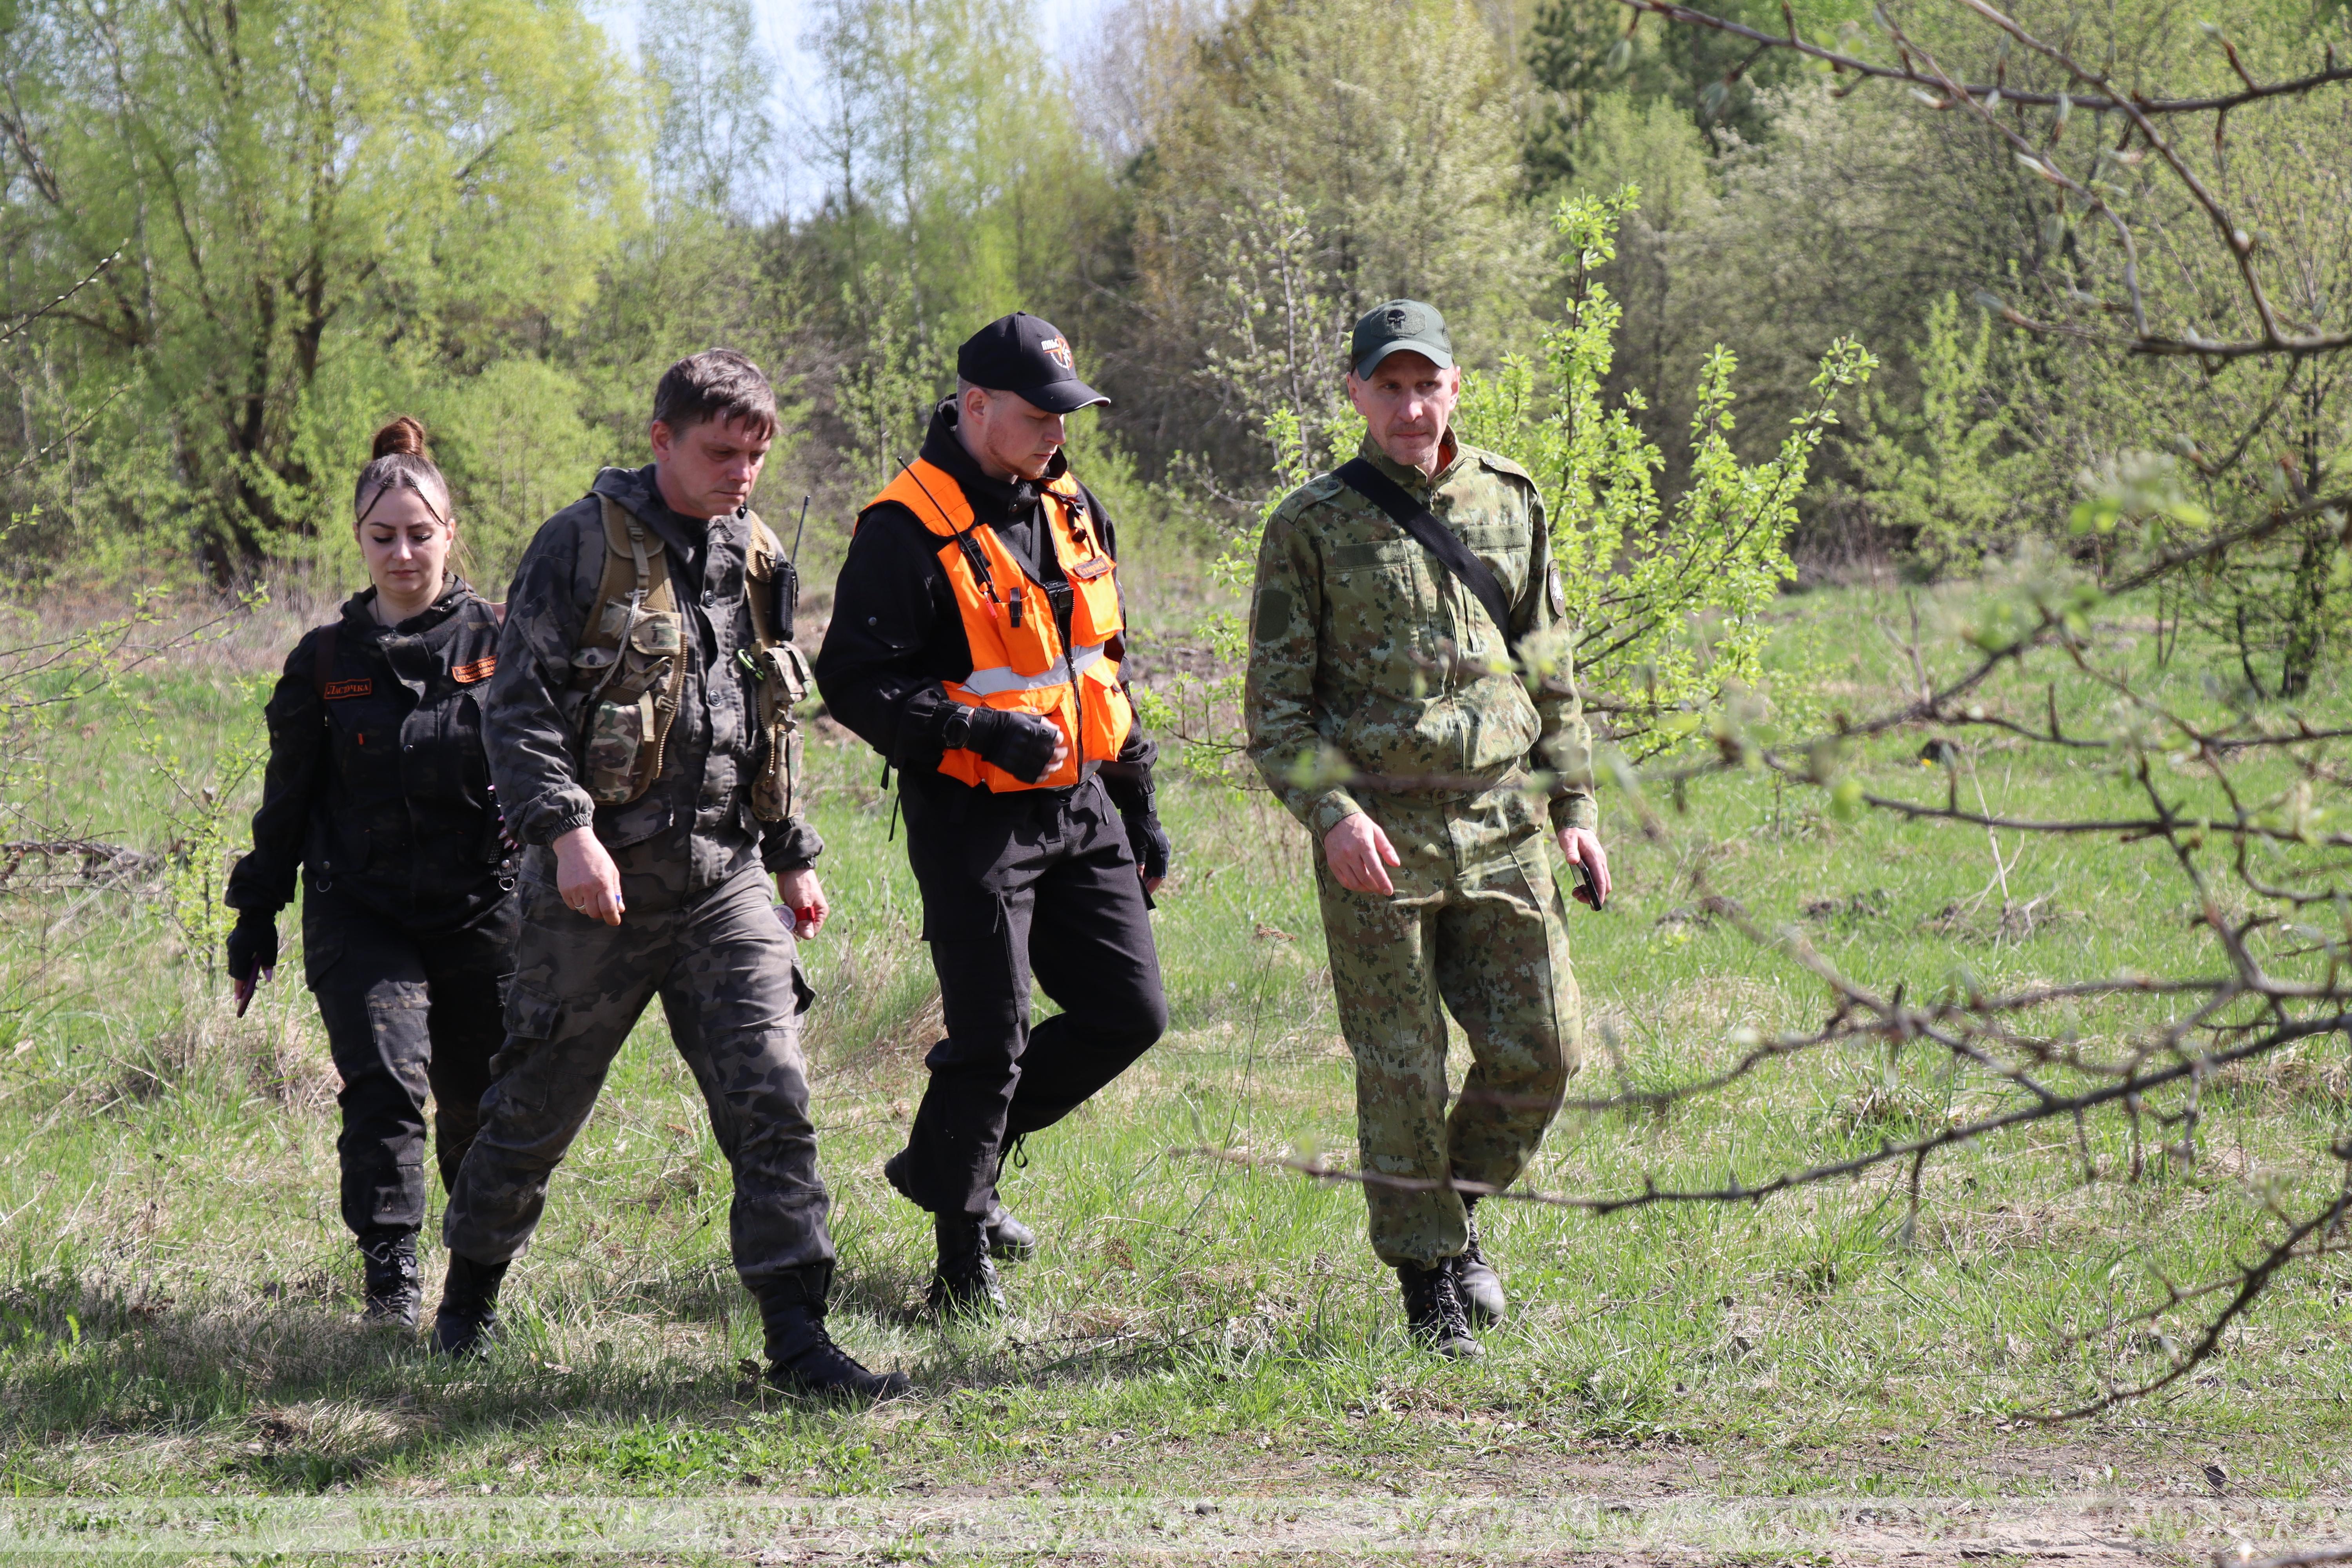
[482, 465, 820, 901]
[228, 578, 513, 931]
[815, 401, 1156, 801]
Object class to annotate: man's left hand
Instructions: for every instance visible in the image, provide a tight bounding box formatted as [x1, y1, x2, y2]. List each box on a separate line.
[775, 867, 829, 939]
[1557, 826, 1612, 909]
[1124, 808, 1171, 895]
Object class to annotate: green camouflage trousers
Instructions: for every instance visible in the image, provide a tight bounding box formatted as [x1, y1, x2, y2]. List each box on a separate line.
[1312, 782, 1581, 1269]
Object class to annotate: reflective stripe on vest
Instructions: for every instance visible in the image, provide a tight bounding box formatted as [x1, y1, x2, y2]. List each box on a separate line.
[954, 641, 1107, 698]
[862, 457, 1133, 791]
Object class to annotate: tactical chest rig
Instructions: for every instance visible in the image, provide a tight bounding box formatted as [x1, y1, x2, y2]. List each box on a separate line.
[570, 494, 811, 821]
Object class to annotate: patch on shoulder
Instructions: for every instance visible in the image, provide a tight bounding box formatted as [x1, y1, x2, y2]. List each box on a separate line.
[1468, 445, 1536, 486]
[453, 654, 497, 685]
[1272, 472, 1349, 521]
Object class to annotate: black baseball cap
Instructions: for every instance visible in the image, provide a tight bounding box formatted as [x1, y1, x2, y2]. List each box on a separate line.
[956, 312, 1109, 414]
[1351, 299, 1453, 379]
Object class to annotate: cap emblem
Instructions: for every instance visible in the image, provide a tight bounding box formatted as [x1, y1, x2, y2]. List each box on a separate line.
[1385, 306, 1411, 332]
[1038, 335, 1074, 370]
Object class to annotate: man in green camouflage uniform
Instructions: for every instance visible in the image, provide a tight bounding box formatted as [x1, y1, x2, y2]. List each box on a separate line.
[1243, 301, 1612, 1358]
[431, 350, 906, 1399]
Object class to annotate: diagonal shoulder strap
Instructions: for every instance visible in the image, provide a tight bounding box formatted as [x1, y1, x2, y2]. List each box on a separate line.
[1335, 458, 1517, 656]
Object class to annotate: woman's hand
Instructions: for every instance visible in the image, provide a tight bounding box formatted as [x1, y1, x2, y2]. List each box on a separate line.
[226, 910, 278, 1018]
[554, 826, 624, 926]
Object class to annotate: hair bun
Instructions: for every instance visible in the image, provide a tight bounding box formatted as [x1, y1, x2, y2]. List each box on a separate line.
[370, 415, 428, 461]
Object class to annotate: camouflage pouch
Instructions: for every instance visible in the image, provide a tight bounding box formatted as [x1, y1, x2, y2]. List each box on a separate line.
[748, 641, 811, 822]
[571, 497, 687, 807]
[741, 517, 809, 824]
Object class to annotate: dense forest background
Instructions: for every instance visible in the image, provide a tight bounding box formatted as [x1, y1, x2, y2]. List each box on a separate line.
[2, 0, 2348, 695]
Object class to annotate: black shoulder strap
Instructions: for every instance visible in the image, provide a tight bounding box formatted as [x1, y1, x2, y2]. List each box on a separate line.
[1335, 458, 1517, 655]
[310, 624, 338, 700]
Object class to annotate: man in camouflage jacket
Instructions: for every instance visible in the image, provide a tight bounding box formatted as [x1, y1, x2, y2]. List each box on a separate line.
[1243, 301, 1613, 1359]
[431, 350, 906, 1399]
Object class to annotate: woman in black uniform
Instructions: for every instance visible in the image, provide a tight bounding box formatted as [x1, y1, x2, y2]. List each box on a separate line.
[224, 417, 519, 1328]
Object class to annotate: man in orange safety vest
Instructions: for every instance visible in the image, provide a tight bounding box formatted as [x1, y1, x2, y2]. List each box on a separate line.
[815, 313, 1171, 1315]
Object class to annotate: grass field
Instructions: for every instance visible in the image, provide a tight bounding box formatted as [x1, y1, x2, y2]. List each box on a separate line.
[1, 567, 2348, 1566]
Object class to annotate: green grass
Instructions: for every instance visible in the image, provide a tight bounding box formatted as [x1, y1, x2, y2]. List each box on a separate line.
[2, 576, 2349, 1563]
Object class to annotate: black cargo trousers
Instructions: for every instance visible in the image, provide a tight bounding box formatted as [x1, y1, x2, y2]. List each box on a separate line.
[301, 886, 517, 1241]
[896, 772, 1169, 1219]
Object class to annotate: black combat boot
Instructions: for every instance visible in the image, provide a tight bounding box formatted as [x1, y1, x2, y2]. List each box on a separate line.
[761, 1287, 911, 1401]
[429, 1252, 510, 1357]
[1455, 1199, 1506, 1328]
[982, 1134, 1038, 1259]
[885, 1147, 1036, 1260]
[357, 1227, 422, 1329]
[929, 1212, 1005, 1317]
[982, 1198, 1036, 1260]
[1397, 1259, 1481, 1359]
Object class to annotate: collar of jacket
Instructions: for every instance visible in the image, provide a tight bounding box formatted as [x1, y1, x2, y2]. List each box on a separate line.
[592, 463, 744, 567]
[344, 573, 477, 639]
[1355, 429, 1466, 498]
[920, 397, 1071, 523]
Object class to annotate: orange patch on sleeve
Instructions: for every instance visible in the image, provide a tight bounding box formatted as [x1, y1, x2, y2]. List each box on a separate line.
[453, 655, 498, 685]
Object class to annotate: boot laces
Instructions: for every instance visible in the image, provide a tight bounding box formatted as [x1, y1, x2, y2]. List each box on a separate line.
[783, 1318, 875, 1381]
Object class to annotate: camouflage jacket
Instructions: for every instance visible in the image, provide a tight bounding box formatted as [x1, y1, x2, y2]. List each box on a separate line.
[484, 465, 820, 905]
[1243, 434, 1596, 839]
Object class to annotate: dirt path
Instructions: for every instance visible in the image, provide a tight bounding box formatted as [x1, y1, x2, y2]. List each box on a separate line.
[5, 1491, 2344, 1563]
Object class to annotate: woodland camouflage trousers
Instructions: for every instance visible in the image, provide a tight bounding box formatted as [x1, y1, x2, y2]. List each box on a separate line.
[442, 858, 833, 1296]
[1312, 782, 1583, 1269]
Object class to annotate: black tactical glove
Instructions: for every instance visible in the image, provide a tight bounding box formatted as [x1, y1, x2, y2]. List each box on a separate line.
[1102, 776, 1171, 882]
[226, 908, 279, 985]
[962, 707, 1060, 785]
[1126, 807, 1171, 882]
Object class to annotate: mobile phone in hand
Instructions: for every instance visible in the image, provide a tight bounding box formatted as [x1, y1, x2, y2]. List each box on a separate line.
[1570, 857, 1604, 911]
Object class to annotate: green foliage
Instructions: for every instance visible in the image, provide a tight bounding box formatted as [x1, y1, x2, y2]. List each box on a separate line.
[832, 267, 958, 498]
[1982, 17, 2352, 696]
[1841, 292, 2042, 573]
[423, 361, 607, 597]
[1144, 186, 1869, 778]
[136, 679, 266, 980]
[1524, 0, 1862, 182]
[1133, 196, 1366, 784]
[1455, 189, 1875, 752]
[799, 0, 1118, 487]
[0, 0, 641, 582]
[1123, 0, 1541, 481]
[639, 0, 777, 214]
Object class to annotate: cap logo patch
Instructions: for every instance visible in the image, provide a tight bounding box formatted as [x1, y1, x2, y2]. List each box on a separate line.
[1386, 307, 1411, 332]
[1038, 335, 1074, 370]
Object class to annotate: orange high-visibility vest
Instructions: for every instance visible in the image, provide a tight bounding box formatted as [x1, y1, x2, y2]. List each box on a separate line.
[863, 458, 1134, 791]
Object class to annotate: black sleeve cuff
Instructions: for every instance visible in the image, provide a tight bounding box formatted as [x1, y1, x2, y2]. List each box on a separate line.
[760, 817, 824, 872]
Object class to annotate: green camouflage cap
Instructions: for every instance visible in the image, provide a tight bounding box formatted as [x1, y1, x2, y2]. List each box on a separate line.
[1350, 299, 1452, 379]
